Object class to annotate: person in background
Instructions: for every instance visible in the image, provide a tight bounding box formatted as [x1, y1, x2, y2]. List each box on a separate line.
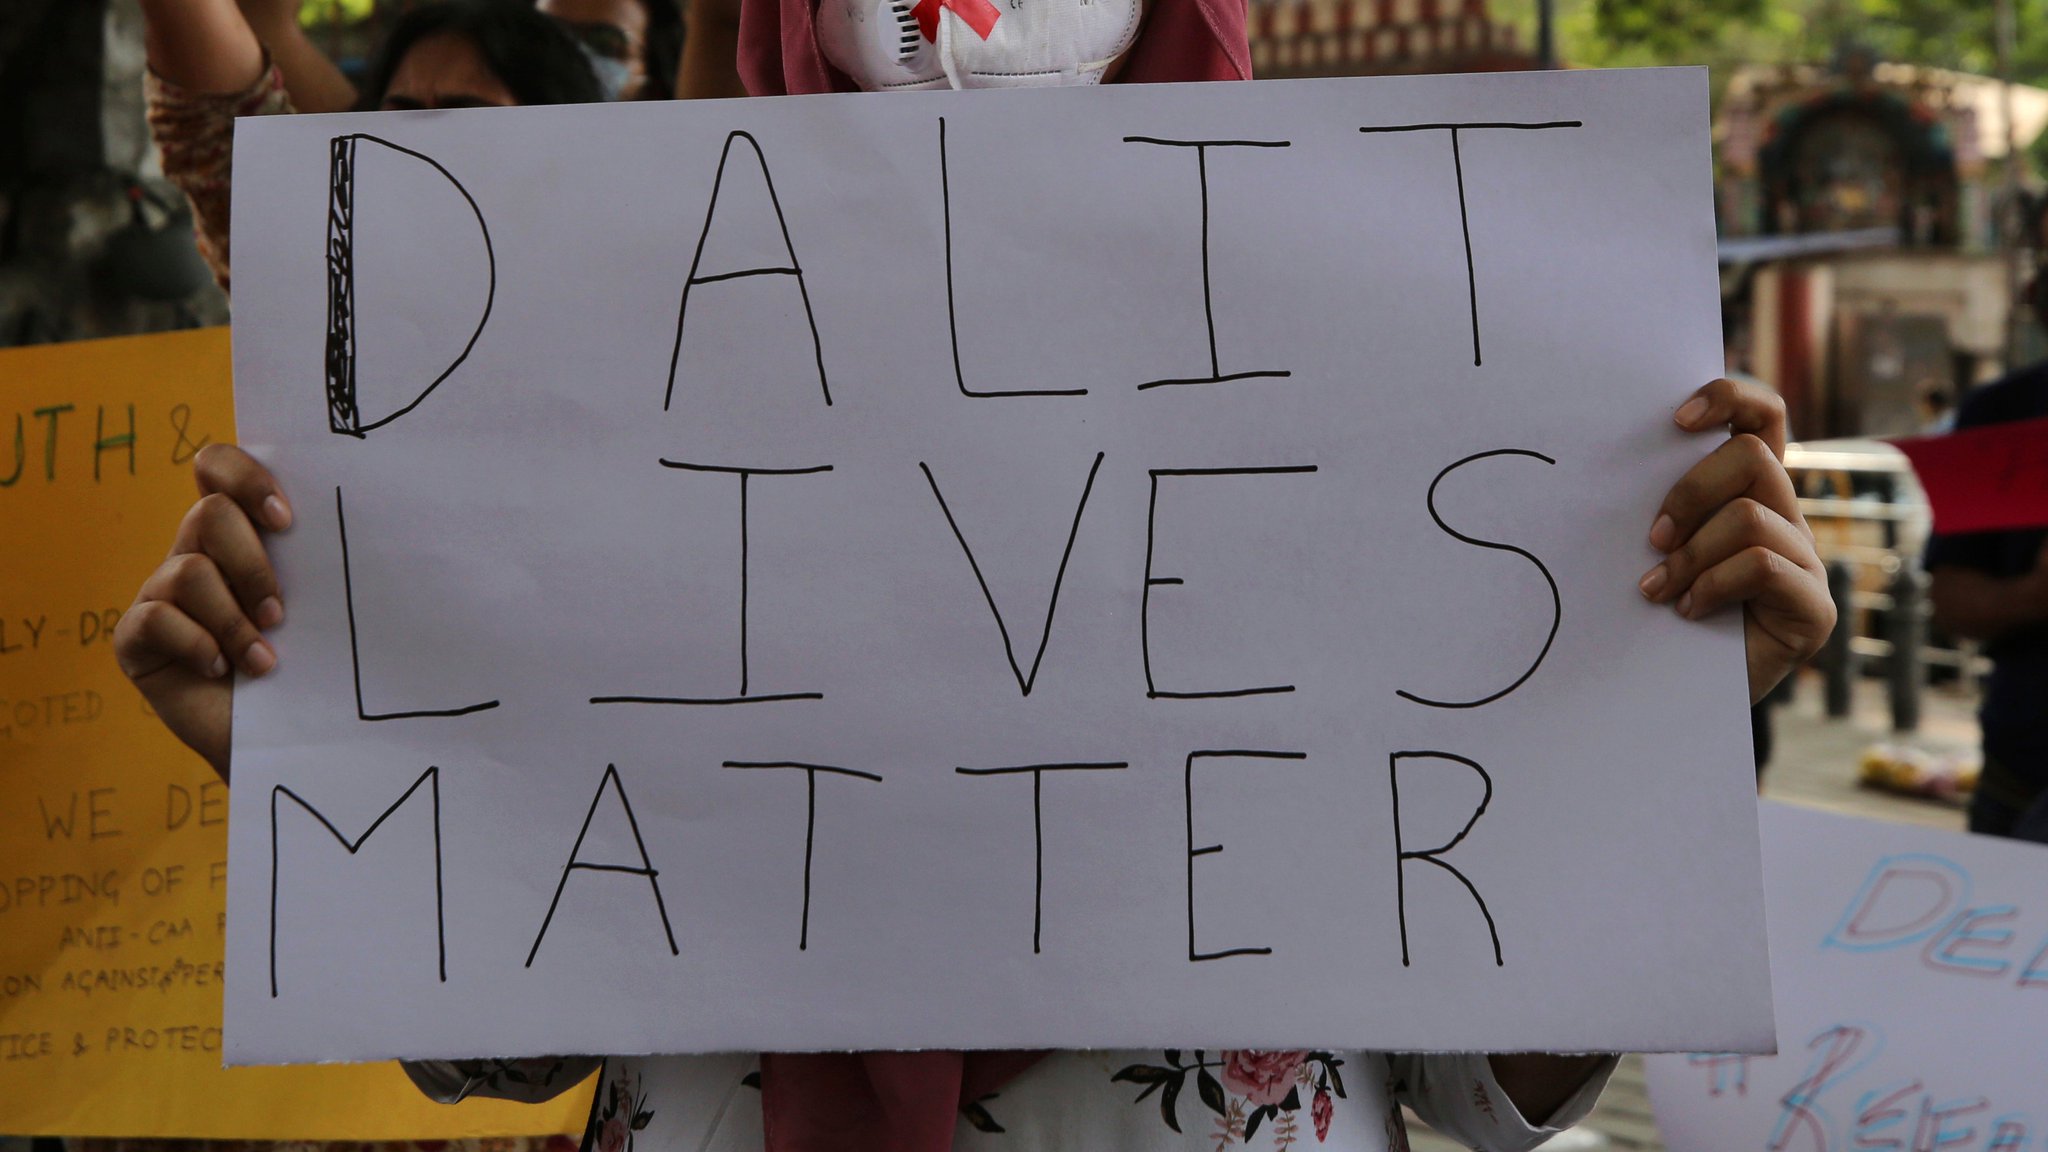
[115, 2, 1837, 1148]
[142, 0, 601, 291]
[1913, 376, 1955, 434]
[232, 0, 683, 111]
[543, 0, 686, 101]
[677, 0, 747, 97]
[1926, 274, 2048, 844]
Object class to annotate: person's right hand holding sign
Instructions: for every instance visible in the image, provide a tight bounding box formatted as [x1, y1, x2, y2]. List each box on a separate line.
[1640, 376, 1835, 705]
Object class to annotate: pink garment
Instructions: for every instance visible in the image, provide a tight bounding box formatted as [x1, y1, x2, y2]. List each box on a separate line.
[737, 0, 1251, 95]
[736, 4, 1248, 1147]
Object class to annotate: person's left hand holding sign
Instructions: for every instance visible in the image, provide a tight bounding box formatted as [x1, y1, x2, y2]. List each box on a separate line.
[1641, 377, 1835, 704]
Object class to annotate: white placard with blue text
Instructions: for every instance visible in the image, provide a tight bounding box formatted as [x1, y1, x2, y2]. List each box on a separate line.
[225, 67, 1770, 1063]
[1646, 803, 2048, 1149]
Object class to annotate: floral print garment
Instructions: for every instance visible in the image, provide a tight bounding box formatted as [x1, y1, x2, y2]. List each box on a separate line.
[408, 1051, 1612, 1152]
[591, 1067, 658, 1152]
[145, 60, 294, 292]
[1111, 1050, 1351, 1147]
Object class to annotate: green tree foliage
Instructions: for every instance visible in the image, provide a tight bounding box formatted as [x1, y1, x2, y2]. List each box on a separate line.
[1590, 0, 1766, 60]
[1559, 0, 2048, 87]
[1844, 0, 2048, 82]
[297, 0, 376, 25]
[1487, 0, 2048, 176]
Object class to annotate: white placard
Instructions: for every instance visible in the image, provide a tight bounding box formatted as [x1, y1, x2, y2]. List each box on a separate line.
[1646, 803, 2048, 1149]
[225, 68, 1771, 1064]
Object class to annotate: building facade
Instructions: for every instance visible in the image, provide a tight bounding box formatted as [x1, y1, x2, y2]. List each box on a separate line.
[1248, 0, 1533, 81]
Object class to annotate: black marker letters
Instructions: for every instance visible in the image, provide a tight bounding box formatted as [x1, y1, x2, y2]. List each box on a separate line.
[1185, 750, 1305, 961]
[1143, 467, 1318, 700]
[665, 131, 829, 411]
[528, 764, 680, 966]
[336, 487, 501, 721]
[955, 761, 1128, 953]
[249, 95, 1698, 1030]
[1355, 121, 1582, 366]
[324, 135, 495, 436]
[270, 767, 445, 996]
[1122, 136, 1293, 391]
[921, 453, 1104, 697]
[939, 117, 1087, 398]
[724, 761, 883, 949]
[1395, 449, 1560, 709]
[591, 461, 833, 706]
[1388, 751, 1502, 967]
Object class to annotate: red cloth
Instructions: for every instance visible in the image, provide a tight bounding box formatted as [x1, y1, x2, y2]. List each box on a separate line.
[1892, 415, 2048, 534]
[737, 5, 1248, 1146]
[738, 0, 1252, 95]
[759, 1051, 1048, 1151]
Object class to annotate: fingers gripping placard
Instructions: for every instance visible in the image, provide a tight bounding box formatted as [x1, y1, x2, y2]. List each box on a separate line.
[0, 331, 591, 1139]
[224, 68, 1769, 1062]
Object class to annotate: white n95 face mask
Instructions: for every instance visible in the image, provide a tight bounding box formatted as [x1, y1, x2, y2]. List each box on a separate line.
[816, 0, 1143, 91]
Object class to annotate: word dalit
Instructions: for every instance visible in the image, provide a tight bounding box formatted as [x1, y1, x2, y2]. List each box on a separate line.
[322, 118, 1584, 440]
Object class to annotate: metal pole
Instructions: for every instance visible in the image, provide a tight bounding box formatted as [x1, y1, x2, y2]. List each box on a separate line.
[1885, 568, 1926, 733]
[1536, 0, 1555, 70]
[1822, 561, 1856, 718]
[1999, 0, 2026, 370]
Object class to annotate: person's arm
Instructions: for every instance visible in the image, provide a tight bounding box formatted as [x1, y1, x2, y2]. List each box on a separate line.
[238, 0, 357, 112]
[142, 1, 303, 292]
[1485, 1054, 1612, 1125]
[1929, 539, 2048, 644]
[1391, 1052, 1617, 1151]
[678, 0, 747, 99]
[139, 0, 265, 95]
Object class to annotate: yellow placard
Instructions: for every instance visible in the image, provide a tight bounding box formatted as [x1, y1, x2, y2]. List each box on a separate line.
[0, 330, 594, 1138]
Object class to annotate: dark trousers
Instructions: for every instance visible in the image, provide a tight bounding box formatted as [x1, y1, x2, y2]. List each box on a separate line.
[1968, 755, 2048, 844]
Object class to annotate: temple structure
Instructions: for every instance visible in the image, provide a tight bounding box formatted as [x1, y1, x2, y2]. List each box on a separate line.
[1717, 54, 2048, 437]
[1252, 8, 2048, 437]
[1248, 0, 1534, 80]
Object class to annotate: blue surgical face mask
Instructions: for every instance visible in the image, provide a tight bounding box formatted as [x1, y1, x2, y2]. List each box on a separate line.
[578, 43, 635, 100]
